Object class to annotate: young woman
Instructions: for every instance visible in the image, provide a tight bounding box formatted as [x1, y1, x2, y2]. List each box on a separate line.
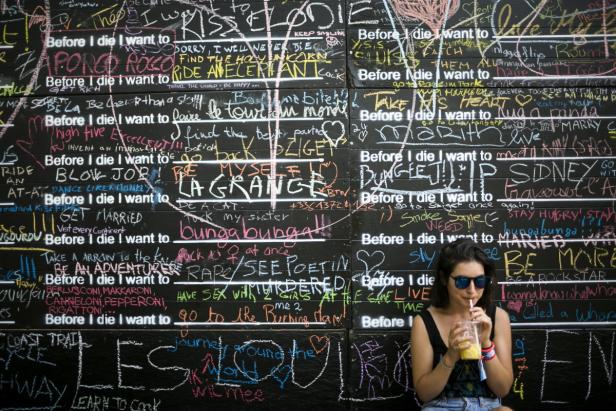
[411, 239, 513, 410]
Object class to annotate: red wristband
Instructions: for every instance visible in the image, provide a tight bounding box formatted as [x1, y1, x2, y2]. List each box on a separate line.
[481, 342, 495, 352]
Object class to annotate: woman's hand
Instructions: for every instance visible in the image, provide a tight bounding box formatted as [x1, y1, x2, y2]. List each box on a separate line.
[446, 322, 470, 363]
[470, 307, 493, 347]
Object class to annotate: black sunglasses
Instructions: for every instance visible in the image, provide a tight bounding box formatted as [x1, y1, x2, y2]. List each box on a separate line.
[451, 275, 491, 289]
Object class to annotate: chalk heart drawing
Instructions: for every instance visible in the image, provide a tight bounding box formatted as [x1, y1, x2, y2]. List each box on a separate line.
[21, 116, 49, 169]
[317, 160, 339, 185]
[233, 340, 285, 382]
[321, 120, 346, 148]
[356, 250, 386, 272]
[391, 0, 461, 38]
[507, 300, 523, 313]
[515, 94, 533, 107]
[309, 335, 330, 354]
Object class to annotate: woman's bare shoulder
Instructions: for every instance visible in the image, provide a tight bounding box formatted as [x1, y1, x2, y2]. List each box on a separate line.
[494, 306, 511, 324]
[426, 305, 441, 316]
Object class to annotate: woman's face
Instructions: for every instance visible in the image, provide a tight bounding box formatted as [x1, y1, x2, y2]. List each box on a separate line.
[446, 260, 485, 309]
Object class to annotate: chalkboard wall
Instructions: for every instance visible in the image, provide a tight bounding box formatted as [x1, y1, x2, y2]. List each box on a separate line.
[1, 1, 615, 409]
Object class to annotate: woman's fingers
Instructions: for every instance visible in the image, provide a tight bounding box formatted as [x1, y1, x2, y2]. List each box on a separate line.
[470, 308, 492, 328]
[469, 308, 493, 344]
[450, 333, 472, 350]
[470, 307, 487, 321]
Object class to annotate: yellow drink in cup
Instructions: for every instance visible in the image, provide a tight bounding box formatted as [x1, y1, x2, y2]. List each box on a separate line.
[458, 320, 481, 360]
[461, 342, 481, 360]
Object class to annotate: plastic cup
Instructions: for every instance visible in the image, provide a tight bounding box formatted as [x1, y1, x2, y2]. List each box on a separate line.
[457, 320, 481, 360]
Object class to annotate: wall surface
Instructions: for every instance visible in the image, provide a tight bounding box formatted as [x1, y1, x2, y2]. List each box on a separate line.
[0, 1, 615, 410]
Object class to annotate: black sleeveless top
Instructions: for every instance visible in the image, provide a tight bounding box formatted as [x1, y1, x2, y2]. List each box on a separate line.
[418, 305, 497, 399]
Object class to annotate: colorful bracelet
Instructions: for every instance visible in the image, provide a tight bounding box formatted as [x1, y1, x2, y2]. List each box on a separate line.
[481, 342, 495, 352]
[482, 350, 497, 362]
[481, 342, 496, 362]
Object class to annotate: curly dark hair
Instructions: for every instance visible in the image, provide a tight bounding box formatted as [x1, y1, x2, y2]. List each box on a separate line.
[430, 238, 495, 309]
